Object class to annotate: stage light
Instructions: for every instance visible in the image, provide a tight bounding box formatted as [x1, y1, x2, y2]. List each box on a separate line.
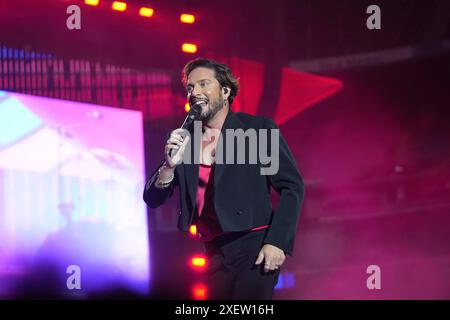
[84, 0, 99, 6]
[139, 7, 154, 18]
[191, 255, 206, 268]
[0, 94, 42, 147]
[274, 272, 295, 290]
[112, 1, 127, 12]
[182, 43, 197, 54]
[180, 14, 195, 24]
[185, 102, 191, 112]
[190, 254, 207, 272]
[189, 224, 197, 235]
[192, 284, 207, 300]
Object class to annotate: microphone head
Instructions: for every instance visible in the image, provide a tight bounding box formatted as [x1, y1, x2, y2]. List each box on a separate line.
[188, 104, 202, 120]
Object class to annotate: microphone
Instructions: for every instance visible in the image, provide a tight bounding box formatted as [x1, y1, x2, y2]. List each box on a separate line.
[169, 103, 202, 158]
[181, 103, 202, 131]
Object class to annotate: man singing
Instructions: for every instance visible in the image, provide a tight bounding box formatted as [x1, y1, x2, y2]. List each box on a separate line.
[143, 58, 304, 299]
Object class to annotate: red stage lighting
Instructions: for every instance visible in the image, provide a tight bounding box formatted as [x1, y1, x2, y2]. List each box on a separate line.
[182, 43, 197, 54]
[180, 14, 195, 24]
[84, 0, 99, 6]
[112, 1, 127, 12]
[191, 255, 206, 268]
[192, 284, 207, 300]
[139, 7, 154, 18]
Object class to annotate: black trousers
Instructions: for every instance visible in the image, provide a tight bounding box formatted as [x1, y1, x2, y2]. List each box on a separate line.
[203, 228, 280, 300]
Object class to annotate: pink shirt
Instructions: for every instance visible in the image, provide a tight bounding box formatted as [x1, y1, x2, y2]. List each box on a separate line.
[195, 164, 268, 242]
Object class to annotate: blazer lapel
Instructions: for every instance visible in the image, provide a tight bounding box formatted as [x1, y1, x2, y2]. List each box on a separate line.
[214, 109, 243, 187]
[183, 109, 243, 208]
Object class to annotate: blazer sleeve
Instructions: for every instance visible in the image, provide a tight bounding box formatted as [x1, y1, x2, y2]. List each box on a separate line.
[262, 118, 305, 256]
[143, 161, 179, 208]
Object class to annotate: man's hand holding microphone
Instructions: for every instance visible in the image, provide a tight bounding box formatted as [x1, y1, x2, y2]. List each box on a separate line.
[155, 104, 202, 188]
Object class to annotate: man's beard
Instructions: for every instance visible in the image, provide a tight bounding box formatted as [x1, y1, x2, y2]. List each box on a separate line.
[200, 97, 224, 123]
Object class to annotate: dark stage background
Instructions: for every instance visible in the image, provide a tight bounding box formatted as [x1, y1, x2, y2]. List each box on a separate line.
[0, 0, 449, 299]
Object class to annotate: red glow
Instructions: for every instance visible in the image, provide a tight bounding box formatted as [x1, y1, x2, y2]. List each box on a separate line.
[274, 68, 343, 124]
[84, 0, 99, 6]
[182, 43, 197, 54]
[180, 14, 195, 24]
[191, 255, 206, 268]
[139, 7, 154, 18]
[112, 1, 127, 12]
[192, 284, 207, 300]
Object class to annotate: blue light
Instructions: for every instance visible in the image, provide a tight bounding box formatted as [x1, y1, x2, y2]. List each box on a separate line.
[274, 272, 295, 290]
[285, 273, 295, 288]
[275, 274, 284, 290]
[0, 93, 42, 147]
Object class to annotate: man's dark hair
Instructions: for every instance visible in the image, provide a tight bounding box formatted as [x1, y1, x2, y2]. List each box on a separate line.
[182, 58, 239, 106]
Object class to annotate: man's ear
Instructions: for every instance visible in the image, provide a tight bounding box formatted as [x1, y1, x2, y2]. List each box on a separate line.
[222, 87, 231, 100]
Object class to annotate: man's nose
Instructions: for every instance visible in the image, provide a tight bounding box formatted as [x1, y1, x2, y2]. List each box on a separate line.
[192, 84, 204, 96]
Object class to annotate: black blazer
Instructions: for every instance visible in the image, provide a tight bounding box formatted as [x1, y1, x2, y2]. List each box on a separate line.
[143, 110, 304, 255]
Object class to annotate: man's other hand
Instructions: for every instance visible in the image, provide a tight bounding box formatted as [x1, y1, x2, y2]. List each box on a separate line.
[255, 244, 285, 273]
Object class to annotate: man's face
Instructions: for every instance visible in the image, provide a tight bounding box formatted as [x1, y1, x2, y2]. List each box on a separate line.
[186, 67, 225, 122]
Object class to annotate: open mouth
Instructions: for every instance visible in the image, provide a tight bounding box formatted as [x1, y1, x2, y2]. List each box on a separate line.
[191, 98, 209, 108]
